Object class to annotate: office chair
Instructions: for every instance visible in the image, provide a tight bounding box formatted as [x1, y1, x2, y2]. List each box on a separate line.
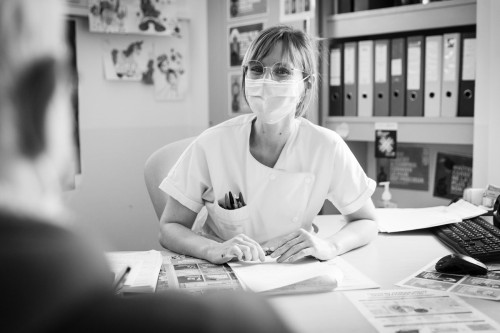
[144, 137, 195, 220]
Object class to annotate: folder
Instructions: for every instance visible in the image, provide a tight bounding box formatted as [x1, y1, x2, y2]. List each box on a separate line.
[424, 35, 443, 117]
[329, 42, 343, 116]
[406, 36, 424, 117]
[374, 39, 390, 116]
[343, 41, 358, 116]
[357, 40, 374, 117]
[390, 38, 406, 116]
[457, 32, 476, 117]
[441, 33, 461, 117]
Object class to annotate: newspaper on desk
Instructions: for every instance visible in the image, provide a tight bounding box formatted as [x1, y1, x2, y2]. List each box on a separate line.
[156, 250, 378, 295]
[396, 258, 500, 301]
[345, 289, 500, 333]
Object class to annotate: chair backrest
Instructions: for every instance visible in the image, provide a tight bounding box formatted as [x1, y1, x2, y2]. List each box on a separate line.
[144, 137, 195, 220]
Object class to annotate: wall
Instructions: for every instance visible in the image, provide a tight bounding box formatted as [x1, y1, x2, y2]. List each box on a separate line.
[65, 0, 209, 251]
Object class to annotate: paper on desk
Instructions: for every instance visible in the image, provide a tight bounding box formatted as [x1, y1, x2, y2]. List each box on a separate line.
[228, 256, 343, 293]
[106, 250, 162, 293]
[376, 199, 488, 233]
[345, 289, 500, 333]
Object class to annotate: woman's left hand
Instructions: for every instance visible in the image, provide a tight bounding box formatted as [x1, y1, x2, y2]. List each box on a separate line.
[269, 228, 338, 263]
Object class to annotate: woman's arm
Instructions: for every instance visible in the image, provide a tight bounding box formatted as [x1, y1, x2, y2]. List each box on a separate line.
[269, 199, 378, 263]
[160, 196, 265, 264]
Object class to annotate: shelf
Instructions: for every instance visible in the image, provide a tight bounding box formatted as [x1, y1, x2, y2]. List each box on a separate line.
[324, 117, 473, 145]
[326, 0, 476, 39]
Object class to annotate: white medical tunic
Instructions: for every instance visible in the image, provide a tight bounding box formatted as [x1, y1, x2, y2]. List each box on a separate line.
[160, 114, 375, 244]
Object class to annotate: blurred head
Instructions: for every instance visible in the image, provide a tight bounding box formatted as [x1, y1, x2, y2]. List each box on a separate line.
[241, 25, 317, 119]
[0, 0, 75, 200]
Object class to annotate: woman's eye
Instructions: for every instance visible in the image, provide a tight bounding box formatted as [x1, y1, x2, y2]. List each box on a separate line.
[274, 67, 292, 76]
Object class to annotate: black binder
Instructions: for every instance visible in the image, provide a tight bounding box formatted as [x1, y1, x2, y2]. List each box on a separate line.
[390, 37, 406, 116]
[329, 41, 343, 116]
[406, 35, 425, 117]
[457, 32, 476, 117]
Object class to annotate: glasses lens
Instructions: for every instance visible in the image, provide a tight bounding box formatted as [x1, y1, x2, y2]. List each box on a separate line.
[247, 61, 264, 79]
[272, 63, 295, 81]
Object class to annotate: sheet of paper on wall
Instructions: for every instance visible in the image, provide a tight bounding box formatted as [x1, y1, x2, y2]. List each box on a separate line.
[345, 289, 500, 333]
[106, 250, 162, 293]
[228, 256, 343, 294]
[376, 199, 487, 233]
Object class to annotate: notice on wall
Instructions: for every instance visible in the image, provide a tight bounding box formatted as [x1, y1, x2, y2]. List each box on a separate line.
[376, 146, 429, 191]
[228, 0, 268, 20]
[434, 152, 473, 200]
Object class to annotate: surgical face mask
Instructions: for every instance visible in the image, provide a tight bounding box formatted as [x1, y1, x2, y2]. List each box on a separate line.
[245, 78, 304, 124]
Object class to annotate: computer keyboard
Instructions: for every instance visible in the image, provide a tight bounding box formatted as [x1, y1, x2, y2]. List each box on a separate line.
[431, 216, 500, 262]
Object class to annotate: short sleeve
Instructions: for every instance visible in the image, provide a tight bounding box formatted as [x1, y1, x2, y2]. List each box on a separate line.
[327, 139, 376, 215]
[159, 139, 210, 213]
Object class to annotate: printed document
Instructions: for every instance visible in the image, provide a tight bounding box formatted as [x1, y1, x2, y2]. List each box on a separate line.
[106, 250, 162, 293]
[345, 289, 500, 332]
[377, 199, 487, 233]
[396, 258, 500, 301]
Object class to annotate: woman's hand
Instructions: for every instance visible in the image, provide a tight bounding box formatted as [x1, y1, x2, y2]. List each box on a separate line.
[269, 229, 338, 263]
[207, 234, 266, 264]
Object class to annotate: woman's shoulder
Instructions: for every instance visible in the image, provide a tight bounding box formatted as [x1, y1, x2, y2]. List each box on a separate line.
[194, 114, 254, 145]
[296, 117, 344, 145]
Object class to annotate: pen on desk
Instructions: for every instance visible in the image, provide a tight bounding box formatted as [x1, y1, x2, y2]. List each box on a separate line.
[113, 266, 131, 293]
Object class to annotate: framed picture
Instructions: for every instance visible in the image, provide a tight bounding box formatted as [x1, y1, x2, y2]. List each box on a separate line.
[228, 71, 251, 115]
[279, 0, 315, 23]
[433, 153, 473, 200]
[228, 0, 268, 21]
[228, 22, 264, 68]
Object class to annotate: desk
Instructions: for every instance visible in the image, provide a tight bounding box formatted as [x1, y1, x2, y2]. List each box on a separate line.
[267, 215, 500, 333]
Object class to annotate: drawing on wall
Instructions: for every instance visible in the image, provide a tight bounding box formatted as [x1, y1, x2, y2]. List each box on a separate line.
[434, 153, 473, 200]
[228, 0, 268, 20]
[279, 0, 315, 23]
[228, 71, 250, 115]
[154, 47, 187, 100]
[89, 0, 182, 36]
[376, 146, 430, 191]
[228, 22, 264, 67]
[103, 39, 154, 82]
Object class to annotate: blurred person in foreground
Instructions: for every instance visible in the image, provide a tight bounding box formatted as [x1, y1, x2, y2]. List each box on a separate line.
[0, 1, 290, 332]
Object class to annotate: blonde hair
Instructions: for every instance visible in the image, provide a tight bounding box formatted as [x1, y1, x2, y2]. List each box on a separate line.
[241, 25, 317, 118]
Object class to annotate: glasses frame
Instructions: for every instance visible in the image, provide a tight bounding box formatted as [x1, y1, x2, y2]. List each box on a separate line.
[242, 60, 310, 82]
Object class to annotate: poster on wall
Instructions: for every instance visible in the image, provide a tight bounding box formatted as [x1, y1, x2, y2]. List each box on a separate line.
[88, 0, 182, 36]
[228, 0, 268, 21]
[434, 153, 473, 200]
[103, 39, 154, 82]
[228, 22, 264, 67]
[228, 71, 251, 115]
[279, 0, 315, 23]
[376, 146, 430, 191]
[154, 21, 189, 100]
[375, 122, 398, 159]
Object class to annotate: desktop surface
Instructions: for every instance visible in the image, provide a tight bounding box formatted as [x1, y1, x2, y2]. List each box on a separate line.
[267, 215, 500, 333]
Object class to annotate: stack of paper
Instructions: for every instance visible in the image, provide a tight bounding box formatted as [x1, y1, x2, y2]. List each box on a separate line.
[106, 250, 163, 293]
[228, 256, 343, 295]
[377, 199, 488, 233]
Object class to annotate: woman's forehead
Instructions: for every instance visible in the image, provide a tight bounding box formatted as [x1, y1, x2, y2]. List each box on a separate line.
[259, 41, 300, 67]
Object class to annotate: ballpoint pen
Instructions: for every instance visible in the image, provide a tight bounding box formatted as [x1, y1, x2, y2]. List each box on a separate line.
[113, 266, 131, 294]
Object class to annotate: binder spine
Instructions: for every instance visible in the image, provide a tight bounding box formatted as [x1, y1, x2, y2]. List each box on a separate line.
[424, 35, 443, 118]
[457, 32, 476, 117]
[441, 33, 461, 117]
[374, 39, 390, 117]
[329, 42, 344, 116]
[357, 40, 374, 117]
[390, 37, 406, 116]
[406, 36, 425, 117]
[344, 42, 358, 116]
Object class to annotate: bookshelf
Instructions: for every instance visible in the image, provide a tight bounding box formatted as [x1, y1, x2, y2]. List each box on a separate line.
[319, 0, 477, 145]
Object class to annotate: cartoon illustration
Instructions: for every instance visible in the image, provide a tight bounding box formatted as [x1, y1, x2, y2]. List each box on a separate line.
[155, 48, 185, 99]
[89, 0, 127, 32]
[135, 0, 181, 36]
[111, 41, 144, 79]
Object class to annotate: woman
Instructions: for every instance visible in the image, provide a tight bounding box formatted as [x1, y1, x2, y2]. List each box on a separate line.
[159, 25, 377, 264]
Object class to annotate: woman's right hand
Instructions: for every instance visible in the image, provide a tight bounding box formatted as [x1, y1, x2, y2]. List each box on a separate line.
[207, 234, 266, 264]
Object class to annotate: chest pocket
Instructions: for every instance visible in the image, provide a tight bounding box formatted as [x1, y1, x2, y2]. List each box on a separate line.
[204, 202, 251, 241]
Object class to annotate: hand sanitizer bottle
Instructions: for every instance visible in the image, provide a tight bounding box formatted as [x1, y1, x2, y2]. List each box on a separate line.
[379, 181, 397, 208]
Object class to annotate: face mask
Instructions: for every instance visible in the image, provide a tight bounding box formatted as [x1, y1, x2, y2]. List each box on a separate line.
[245, 78, 303, 124]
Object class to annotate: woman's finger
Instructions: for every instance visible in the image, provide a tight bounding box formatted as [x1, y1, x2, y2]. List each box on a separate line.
[235, 234, 265, 261]
[284, 247, 314, 263]
[271, 233, 304, 259]
[277, 241, 308, 263]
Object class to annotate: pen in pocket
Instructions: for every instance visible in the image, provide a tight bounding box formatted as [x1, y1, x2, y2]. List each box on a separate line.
[221, 191, 246, 210]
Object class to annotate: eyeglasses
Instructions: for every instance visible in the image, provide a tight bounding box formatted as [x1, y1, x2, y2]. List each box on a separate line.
[243, 60, 309, 82]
